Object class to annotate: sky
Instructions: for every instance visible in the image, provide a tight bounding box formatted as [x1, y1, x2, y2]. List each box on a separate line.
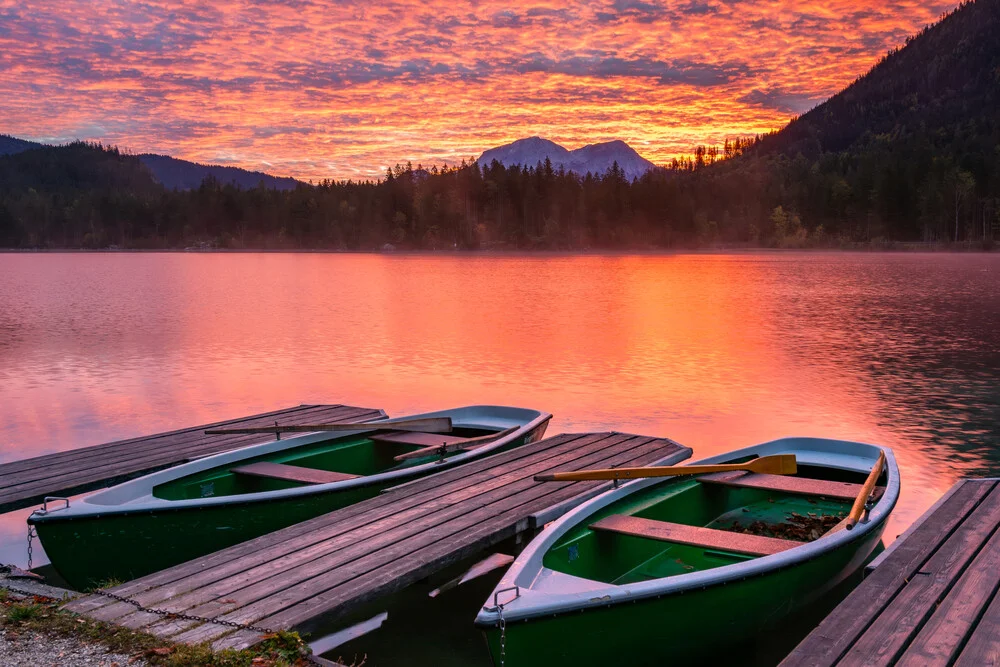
[1, 0, 958, 181]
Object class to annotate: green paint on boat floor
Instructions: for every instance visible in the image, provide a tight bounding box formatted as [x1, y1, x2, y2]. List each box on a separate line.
[545, 477, 852, 585]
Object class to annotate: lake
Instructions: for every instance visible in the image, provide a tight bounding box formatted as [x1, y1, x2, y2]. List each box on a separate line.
[1, 251, 999, 660]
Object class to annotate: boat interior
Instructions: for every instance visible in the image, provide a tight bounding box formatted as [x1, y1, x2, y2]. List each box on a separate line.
[152, 424, 506, 501]
[543, 463, 886, 585]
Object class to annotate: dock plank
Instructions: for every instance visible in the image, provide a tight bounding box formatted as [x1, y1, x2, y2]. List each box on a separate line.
[0, 405, 371, 501]
[129, 435, 659, 638]
[0, 405, 378, 508]
[1, 405, 372, 487]
[100, 433, 631, 630]
[779, 478, 1000, 667]
[0, 404, 360, 477]
[65, 433, 601, 619]
[0, 404, 385, 513]
[837, 483, 1000, 666]
[953, 582, 1000, 667]
[211, 435, 679, 649]
[72, 431, 692, 648]
[895, 519, 1000, 666]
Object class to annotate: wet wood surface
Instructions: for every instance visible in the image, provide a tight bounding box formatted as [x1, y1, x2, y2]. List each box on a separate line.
[780, 478, 1000, 667]
[67, 431, 692, 650]
[0, 403, 385, 513]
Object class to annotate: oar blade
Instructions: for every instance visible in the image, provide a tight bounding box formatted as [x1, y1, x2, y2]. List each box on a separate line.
[428, 553, 514, 598]
[751, 454, 798, 475]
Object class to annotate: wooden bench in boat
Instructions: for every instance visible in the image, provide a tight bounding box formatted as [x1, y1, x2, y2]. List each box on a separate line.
[230, 462, 360, 485]
[590, 514, 799, 557]
[699, 471, 873, 502]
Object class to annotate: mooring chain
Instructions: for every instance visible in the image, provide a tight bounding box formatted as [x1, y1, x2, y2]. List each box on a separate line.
[0, 564, 51, 599]
[485, 585, 518, 667]
[497, 603, 507, 667]
[25, 525, 36, 571]
[88, 588, 276, 635]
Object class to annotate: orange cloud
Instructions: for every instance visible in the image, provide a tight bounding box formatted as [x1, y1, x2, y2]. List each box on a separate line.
[0, 0, 959, 180]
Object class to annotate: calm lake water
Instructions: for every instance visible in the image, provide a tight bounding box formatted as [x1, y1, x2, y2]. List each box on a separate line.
[1, 252, 999, 661]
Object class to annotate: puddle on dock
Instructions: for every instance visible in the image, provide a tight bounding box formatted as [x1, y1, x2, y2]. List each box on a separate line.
[313, 538, 879, 666]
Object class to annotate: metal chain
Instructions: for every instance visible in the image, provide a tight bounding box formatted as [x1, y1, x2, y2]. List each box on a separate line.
[16, 510, 272, 639]
[497, 604, 506, 667]
[0, 564, 50, 600]
[2, 564, 312, 660]
[25, 525, 35, 571]
[88, 588, 276, 635]
[486, 585, 518, 667]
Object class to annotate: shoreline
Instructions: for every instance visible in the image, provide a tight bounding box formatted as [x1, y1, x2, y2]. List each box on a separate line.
[1, 243, 997, 255]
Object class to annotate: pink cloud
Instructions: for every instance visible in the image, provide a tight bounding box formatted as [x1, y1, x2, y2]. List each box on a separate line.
[0, 0, 959, 180]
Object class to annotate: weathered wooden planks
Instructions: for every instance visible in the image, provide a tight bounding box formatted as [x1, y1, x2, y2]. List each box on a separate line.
[779, 478, 1000, 667]
[230, 462, 361, 485]
[700, 470, 865, 501]
[69, 431, 692, 650]
[589, 514, 799, 557]
[0, 404, 385, 513]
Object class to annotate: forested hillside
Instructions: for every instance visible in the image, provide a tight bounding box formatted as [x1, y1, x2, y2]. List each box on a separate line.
[1, 0, 998, 250]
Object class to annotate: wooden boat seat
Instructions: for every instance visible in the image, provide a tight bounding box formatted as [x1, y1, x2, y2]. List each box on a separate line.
[590, 515, 798, 557]
[368, 431, 471, 447]
[231, 462, 360, 485]
[698, 471, 872, 502]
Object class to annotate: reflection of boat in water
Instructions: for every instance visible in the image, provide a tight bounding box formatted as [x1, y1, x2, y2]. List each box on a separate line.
[30, 405, 551, 589]
[477, 437, 897, 666]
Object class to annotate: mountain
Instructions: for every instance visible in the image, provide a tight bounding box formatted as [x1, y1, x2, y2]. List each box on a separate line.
[755, 0, 1000, 159]
[136, 153, 300, 191]
[0, 134, 43, 156]
[479, 136, 658, 179]
[0, 134, 301, 190]
[728, 0, 1000, 243]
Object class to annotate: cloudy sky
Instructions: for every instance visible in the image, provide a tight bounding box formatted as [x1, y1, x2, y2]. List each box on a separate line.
[1, 0, 957, 180]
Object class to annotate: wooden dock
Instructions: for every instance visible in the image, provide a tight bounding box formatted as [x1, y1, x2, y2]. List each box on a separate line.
[781, 477, 1000, 667]
[66, 431, 691, 650]
[0, 404, 385, 513]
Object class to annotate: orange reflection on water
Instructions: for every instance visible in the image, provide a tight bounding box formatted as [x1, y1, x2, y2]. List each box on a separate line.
[1, 252, 998, 566]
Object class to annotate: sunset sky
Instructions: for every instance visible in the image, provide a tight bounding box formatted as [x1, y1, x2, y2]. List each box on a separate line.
[1, 0, 958, 181]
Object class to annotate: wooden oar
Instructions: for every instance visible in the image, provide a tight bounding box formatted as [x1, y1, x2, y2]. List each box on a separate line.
[205, 417, 452, 436]
[829, 450, 886, 534]
[392, 426, 519, 462]
[428, 553, 515, 598]
[534, 454, 796, 482]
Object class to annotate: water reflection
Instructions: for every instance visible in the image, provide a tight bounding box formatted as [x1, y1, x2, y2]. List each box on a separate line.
[1, 252, 999, 567]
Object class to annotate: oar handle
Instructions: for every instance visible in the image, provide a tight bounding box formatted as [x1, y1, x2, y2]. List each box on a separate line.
[534, 455, 796, 482]
[845, 451, 887, 530]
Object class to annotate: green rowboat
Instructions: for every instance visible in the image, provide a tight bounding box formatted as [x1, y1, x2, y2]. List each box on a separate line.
[475, 437, 898, 666]
[29, 405, 550, 590]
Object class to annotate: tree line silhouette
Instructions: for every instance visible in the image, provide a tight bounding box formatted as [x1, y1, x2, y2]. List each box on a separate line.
[0, 135, 995, 250]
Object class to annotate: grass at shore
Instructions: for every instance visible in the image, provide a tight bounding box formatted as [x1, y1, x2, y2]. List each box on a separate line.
[0, 589, 320, 667]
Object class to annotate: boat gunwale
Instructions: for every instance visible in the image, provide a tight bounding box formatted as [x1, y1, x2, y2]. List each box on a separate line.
[28, 406, 552, 522]
[475, 437, 900, 626]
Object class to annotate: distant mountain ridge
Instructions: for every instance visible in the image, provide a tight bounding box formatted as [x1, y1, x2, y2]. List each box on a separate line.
[136, 153, 299, 191]
[0, 134, 40, 156]
[754, 0, 1000, 158]
[478, 136, 658, 179]
[0, 134, 301, 191]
